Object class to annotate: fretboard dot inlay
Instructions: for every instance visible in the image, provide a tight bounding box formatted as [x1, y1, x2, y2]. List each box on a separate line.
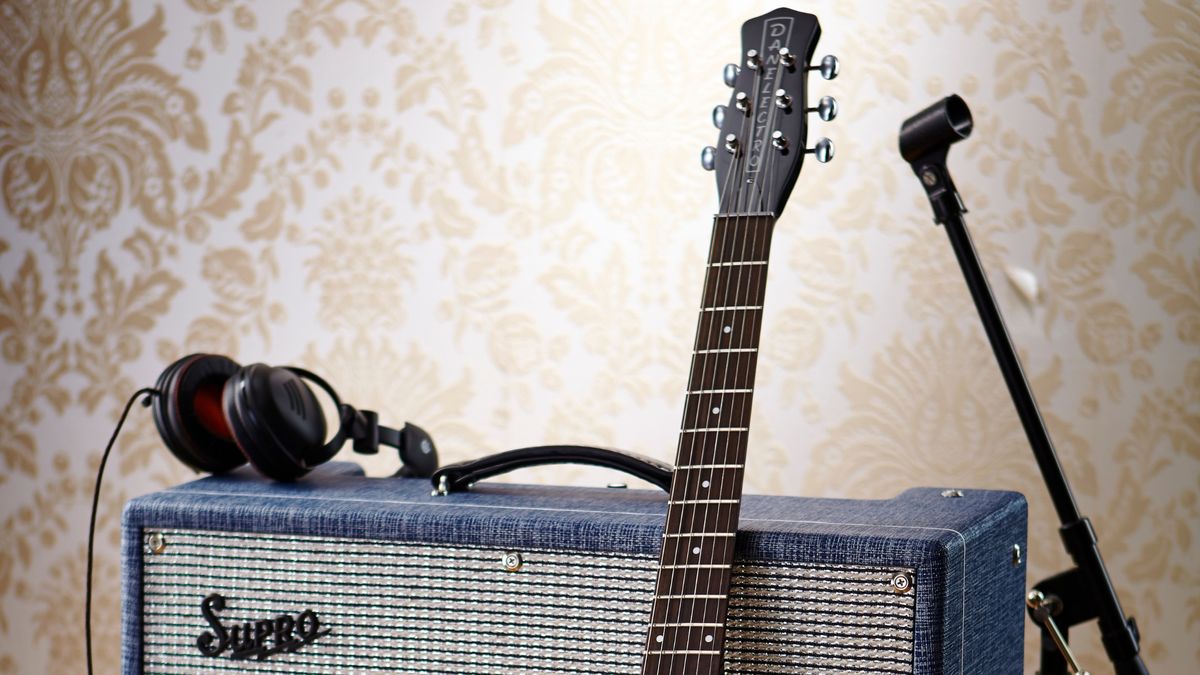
[692, 546, 702, 555]
[702, 480, 711, 488]
[723, 325, 732, 333]
[705, 635, 714, 643]
[655, 634, 664, 643]
[711, 406, 721, 414]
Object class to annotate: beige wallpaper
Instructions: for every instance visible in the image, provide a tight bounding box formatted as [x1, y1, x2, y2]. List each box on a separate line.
[0, 0, 1197, 672]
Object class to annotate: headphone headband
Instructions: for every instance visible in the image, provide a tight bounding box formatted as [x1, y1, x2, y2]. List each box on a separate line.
[283, 366, 350, 467]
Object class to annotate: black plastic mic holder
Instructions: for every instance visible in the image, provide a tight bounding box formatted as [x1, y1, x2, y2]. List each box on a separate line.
[900, 95, 1148, 675]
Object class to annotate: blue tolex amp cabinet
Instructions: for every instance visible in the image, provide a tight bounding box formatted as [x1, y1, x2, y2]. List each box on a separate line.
[122, 463, 1026, 674]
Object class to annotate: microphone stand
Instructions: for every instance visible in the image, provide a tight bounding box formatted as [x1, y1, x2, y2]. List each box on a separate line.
[898, 95, 1148, 675]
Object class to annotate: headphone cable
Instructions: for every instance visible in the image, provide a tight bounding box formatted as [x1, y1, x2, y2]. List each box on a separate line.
[86, 387, 158, 675]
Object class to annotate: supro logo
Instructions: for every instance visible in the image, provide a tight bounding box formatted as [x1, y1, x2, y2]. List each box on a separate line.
[196, 593, 331, 661]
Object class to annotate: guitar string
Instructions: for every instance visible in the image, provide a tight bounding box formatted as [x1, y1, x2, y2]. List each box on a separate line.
[697, 41, 795, 671]
[672, 103, 750, 674]
[658, 184, 732, 672]
[697, 117, 765, 674]
[708, 46, 783, 671]
[715, 53, 782, 658]
[681, 56, 766, 674]
[711, 60, 769, 672]
[665, 57, 760, 674]
[647, 77, 746, 675]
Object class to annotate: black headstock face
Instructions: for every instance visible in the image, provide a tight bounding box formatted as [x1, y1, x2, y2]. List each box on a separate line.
[707, 8, 835, 216]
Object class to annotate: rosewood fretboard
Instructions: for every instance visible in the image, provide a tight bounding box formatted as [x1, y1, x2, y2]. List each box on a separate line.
[640, 212, 775, 675]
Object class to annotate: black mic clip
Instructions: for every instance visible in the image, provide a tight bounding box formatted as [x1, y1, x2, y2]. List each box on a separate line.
[898, 94, 973, 225]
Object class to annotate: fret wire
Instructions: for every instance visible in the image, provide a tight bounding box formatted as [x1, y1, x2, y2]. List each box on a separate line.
[693, 348, 757, 354]
[700, 262, 767, 310]
[674, 464, 744, 469]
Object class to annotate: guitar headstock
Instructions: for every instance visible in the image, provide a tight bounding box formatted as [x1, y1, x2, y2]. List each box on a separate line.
[701, 8, 838, 217]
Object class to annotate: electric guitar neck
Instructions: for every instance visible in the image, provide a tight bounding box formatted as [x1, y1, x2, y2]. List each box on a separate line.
[639, 8, 836, 674]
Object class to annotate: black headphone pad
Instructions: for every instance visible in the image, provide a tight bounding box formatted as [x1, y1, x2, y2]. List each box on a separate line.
[151, 354, 246, 474]
[221, 363, 328, 481]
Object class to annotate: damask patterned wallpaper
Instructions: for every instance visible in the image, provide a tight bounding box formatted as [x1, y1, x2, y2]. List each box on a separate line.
[0, 0, 1196, 672]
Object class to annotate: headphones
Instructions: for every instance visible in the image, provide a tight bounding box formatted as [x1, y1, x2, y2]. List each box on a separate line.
[151, 353, 438, 481]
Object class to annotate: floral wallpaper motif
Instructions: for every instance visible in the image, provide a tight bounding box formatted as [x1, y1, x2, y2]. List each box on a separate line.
[0, 0, 1196, 672]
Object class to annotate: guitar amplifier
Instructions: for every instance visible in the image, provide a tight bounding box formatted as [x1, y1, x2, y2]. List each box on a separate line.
[121, 462, 1027, 674]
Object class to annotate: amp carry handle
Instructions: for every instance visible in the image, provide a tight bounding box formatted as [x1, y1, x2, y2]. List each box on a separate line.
[430, 445, 674, 496]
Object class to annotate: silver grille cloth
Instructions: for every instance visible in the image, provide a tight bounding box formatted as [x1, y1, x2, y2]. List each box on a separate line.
[140, 529, 915, 674]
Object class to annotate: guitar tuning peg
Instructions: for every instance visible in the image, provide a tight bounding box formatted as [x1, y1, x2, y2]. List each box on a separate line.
[723, 63, 739, 87]
[808, 54, 839, 80]
[806, 138, 834, 163]
[805, 96, 839, 121]
[701, 146, 716, 171]
[774, 89, 792, 110]
[745, 49, 761, 71]
[712, 105, 726, 129]
[778, 47, 796, 69]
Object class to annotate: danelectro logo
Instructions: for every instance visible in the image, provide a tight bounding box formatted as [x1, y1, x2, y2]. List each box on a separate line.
[196, 593, 331, 661]
[747, 17, 795, 173]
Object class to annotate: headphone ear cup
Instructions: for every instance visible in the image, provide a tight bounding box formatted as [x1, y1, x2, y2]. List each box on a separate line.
[222, 363, 329, 481]
[151, 354, 247, 474]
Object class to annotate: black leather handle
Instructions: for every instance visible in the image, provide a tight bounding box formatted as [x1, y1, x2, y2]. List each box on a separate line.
[430, 445, 674, 495]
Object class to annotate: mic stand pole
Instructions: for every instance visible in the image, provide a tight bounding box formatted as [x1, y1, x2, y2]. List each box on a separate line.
[899, 95, 1148, 675]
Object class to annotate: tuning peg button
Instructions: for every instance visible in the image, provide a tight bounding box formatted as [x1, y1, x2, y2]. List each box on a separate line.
[745, 49, 761, 71]
[701, 146, 716, 171]
[778, 47, 796, 69]
[808, 54, 839, 80]
[723, 63, 739, 87]
[806, 95, 839, 121]
[712, 105, 726, 129]
[807, 138, 835, 163]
